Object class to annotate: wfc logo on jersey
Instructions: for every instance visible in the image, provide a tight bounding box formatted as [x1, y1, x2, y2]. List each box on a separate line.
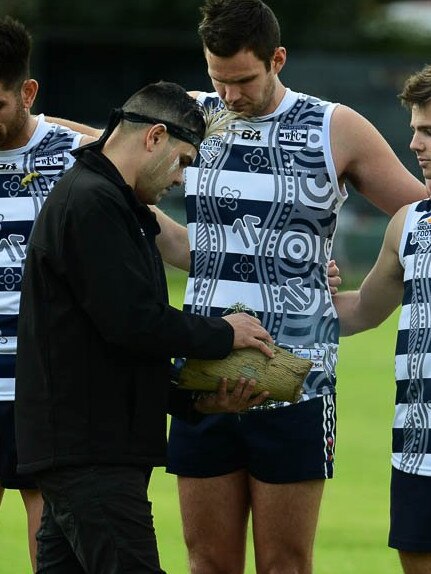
[279, 125, 308, 153]
[35, 153, 65, 175]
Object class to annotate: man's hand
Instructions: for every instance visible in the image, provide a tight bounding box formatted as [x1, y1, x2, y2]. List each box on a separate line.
[328, 259, 341, 295]
[222, 312, 273, 358]
[194, 377, 269, 414]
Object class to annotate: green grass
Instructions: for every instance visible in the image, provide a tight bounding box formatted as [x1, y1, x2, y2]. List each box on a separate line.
[0, 268, 402, 573]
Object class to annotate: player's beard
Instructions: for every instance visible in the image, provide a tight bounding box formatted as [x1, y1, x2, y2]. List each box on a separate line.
[0, 97, 28, 150]
[225, 74, 277, 118]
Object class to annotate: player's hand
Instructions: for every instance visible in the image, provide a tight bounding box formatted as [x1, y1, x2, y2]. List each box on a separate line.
[222, 312, 274, 358]
[194, 377, 269, 413]
[328, 259, 342, 295]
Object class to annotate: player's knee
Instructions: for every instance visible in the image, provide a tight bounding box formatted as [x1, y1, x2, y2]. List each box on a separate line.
[257, 548, 312, 574]
[188, 546, 244, 574]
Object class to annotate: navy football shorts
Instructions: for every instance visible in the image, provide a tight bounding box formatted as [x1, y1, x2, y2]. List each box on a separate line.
[0, 401, 37, 490]
[167, 395, 336, 484]
[389, 466, 431, 552]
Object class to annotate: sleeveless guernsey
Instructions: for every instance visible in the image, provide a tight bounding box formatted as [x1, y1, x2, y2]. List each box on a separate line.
[184, 89, 347, 407]
[0, 115, 81, 400]
[394, 198, 431, 475]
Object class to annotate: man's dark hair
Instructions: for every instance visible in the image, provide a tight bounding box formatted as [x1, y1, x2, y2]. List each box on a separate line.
[0, 16, 32, 90]
[198, 0, 281, 70]
[399, 65, 431, 110]
[121, 81, 206, 147]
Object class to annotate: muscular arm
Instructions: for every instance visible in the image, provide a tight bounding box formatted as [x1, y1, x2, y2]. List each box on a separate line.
[150, 206, 190, 271]
[46, 116, 103, 140]
[331, 105, 426, 215]
[333, 205, 407, 335]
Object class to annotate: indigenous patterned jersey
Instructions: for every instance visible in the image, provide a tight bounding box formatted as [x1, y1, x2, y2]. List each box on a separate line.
[0, 115, 81, 400]
[184, 90, 346, 407]
[394, 199, 431, 475]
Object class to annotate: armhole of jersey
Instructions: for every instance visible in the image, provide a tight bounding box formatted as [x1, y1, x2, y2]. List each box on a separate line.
[398, 202, 417, 268]
[74, 133, 86, 149]
[322, 103, 347, 205]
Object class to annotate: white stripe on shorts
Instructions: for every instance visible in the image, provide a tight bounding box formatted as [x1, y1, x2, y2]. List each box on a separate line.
[322, 394, 336, 478]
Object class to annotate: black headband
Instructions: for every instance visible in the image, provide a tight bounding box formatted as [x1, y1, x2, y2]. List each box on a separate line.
[82, 107, 204, 153]
[120, 110, 203, 151]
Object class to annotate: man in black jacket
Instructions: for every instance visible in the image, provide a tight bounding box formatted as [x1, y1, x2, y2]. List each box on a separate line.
[14, 81, 272, 574]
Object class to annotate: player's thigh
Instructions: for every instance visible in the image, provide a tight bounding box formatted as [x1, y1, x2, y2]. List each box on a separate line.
[250, 477, 325, 572]
[178, 470, 250, 552]
[250, 477, 325, 545]
[399, 551, 431, 574]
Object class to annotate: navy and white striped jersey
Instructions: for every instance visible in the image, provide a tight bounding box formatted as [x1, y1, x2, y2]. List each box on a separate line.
[394, 198, 431, 475]
[184, 89, 346, 407]
[0, 115, 81, 400]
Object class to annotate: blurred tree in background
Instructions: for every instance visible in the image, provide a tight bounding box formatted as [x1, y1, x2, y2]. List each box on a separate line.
[0, 0, 423, 53]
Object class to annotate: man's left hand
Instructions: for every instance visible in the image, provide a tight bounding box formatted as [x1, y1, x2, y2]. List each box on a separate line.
[194, 377, 269, 413]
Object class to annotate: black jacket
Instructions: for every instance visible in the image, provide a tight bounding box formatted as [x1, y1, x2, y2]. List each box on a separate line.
[15, 148, 233, 474]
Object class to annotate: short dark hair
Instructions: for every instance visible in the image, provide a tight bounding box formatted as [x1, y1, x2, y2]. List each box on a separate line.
[121, 81, 206, 147]
[0, 16, 32, 90]
[198, 0, 281, 70]
[399, 65, 431, 110]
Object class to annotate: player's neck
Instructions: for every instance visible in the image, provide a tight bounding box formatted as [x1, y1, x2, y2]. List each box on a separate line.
[266, 79, 287, 116]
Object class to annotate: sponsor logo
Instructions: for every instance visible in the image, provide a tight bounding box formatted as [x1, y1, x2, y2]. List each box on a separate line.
[200, 135, 223, 163]
[411, 217, 431, 249]
[0, 163, 18, 171]
[241, 129, 262, 141]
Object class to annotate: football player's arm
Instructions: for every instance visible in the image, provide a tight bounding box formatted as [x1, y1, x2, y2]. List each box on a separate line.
[151, 206, 190, 271]
[333, 205, 407, 335]
[331, 105, 426, 215]
[45, 116, 103, 139]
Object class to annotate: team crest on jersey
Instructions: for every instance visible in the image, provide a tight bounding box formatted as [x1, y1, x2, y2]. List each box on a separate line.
[411, 217, 431, 249]
[279, 124, 308, 153]
[199, 135, 223, 163]
[34, 152, 65, 175]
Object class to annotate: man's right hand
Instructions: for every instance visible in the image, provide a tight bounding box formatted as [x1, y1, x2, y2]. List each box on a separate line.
[222, 312, 273, 358]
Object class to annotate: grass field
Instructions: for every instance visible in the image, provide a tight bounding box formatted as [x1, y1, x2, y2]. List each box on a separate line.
[0, 269, 402, 573]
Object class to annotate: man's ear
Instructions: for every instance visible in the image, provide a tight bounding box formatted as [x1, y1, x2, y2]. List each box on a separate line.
[145, 123, 169, 151]
[272, 47, 286, 75]
[21, 79, 38, 110]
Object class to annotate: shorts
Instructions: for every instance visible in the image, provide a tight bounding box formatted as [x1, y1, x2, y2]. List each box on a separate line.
[0, 401, 37, 490]
[167, 395, 336, 484]
[389, 466, 431, 552]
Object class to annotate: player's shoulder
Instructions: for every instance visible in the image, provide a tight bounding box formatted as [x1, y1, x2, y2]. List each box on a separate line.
[187, 90, 201, 99]
[385, 203, 414, 249]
